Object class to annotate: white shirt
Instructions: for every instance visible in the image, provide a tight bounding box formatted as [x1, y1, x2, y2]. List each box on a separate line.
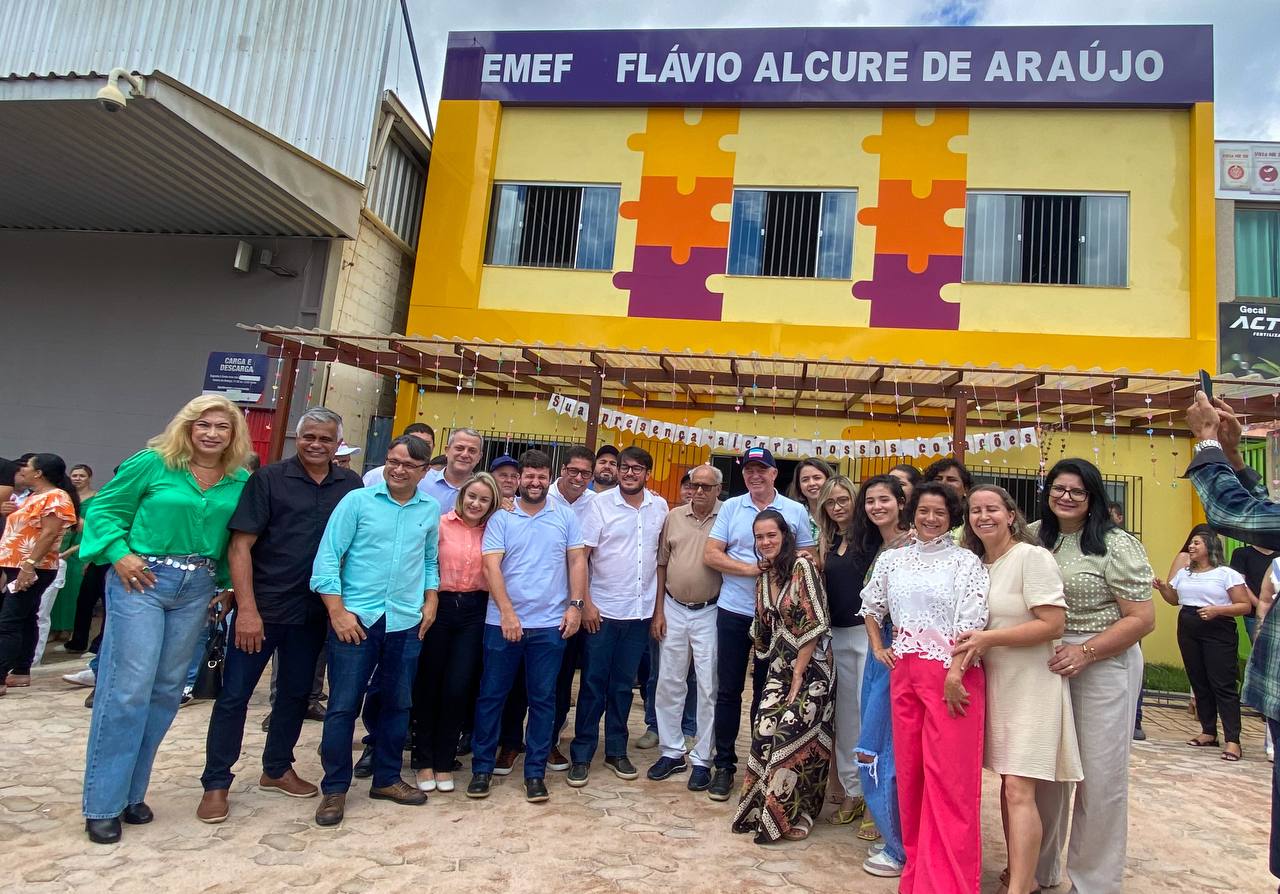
[581, 487, 669, 620]
[1171, 565, 1245, 608]
[859, 535, 990, 668]
[548, 480, 597, 523]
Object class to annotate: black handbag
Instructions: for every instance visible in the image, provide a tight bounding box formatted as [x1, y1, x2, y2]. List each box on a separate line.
[191, 606, 227, 701]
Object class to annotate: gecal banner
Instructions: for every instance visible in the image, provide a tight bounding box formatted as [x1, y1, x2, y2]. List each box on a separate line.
[547, 392, 1038, 460]
[443, 25, 1212, 106]
[1220, 302, 1280, 379]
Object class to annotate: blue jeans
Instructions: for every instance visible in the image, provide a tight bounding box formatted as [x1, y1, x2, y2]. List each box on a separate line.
[857, 620, 905, 865]
[185, 618, 213, 689]
[641, 636, 698, 737]
[319, 616, 421, 793]
[82, 560, 214, 818]
[202, 612, 327, 790]
[572, 617, 651, 763]
[472, 625, 566, 779]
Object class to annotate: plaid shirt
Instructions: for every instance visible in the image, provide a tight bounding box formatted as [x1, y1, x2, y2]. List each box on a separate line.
[1244, 564, 1280, 722]
[1185, 447, 1280, 550]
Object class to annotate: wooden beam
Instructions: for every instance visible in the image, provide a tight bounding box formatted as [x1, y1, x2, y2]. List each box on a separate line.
[267, 353, 298, 462]
[585, 371, 604, 450]
[953, 396, 969, 462]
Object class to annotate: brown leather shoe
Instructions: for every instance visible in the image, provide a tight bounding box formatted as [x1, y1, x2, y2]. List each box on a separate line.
[196, 789, 229, 824]
[494, 746, 521, 776]
[315, 793, 345, 826]
[368, 779, 427, 806]
[259, 768, 318, 799]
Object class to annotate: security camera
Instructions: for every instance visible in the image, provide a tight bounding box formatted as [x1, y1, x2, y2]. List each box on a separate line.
[95, 68, 145, 113]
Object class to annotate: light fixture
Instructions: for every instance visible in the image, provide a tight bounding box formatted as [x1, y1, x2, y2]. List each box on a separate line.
[95, 68, 146, 112]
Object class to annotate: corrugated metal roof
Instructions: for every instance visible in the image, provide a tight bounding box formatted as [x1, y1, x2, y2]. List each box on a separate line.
[0, 0, 396, 183]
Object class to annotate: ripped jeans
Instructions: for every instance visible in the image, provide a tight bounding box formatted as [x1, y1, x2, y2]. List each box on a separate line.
[856, 619, 905, 865]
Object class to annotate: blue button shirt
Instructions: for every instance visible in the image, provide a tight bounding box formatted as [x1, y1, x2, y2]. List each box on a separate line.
[708, 490, 815, 617]
[310, 482, 441, 633]
[482, 498, 584, 629]
[422, 468, 463, 512]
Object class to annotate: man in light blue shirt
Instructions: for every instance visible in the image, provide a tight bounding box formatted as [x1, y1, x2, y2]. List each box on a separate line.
[468, 449, 587, 804]
[702, 446, 814, 801]
[420, 428, 483, 508]
[310, 436, 440, 826]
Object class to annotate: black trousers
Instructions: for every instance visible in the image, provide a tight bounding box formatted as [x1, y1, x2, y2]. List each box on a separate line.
[0, 567, 57, 677]
[410, 591, 487, 772]
[1270, 717, 1280, 880]
[500, 627, 583, 751]
[712, 607, 768, 773]
[1177, 607, 1242, 744]
[68, 562, 109, 651]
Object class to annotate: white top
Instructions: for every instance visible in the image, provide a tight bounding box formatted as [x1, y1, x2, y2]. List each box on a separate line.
[1170, 565, 1245, 608]
[859, 535, 990, 668]
[582, 487, 669, 620]
[361, 463, 432, 497]
[547, 481, 598, 522]
[1271, 557, 1280, 589]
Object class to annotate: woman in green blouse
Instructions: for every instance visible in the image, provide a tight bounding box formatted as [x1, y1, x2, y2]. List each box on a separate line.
[79, 395, 251, 844]
[1030, 458, 1155, 894]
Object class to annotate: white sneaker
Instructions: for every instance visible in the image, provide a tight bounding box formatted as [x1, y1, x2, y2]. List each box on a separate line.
[62, 668, 96, 688]
[868, 842, 886, 857]
[636, 730, 659, 749]
[863, 851, 904, 878]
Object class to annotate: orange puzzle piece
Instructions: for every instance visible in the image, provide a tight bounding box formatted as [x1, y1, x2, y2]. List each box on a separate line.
[625, 108, 739, 192]
[620, 176, 733, 264]
[858, 179, 966, 272]
[861, 108, 969, 191]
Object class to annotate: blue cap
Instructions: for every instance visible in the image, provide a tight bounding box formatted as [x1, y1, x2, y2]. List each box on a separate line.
[489, 454, 519, 472]
[740, 446, 776, 468]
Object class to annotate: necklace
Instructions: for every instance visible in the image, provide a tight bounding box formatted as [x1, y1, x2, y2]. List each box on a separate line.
[190, 466, 223, 488]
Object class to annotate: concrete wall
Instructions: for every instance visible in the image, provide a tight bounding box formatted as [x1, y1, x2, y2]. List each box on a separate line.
[0, 230, 331, 476]
[1216, 197, 1236, 303]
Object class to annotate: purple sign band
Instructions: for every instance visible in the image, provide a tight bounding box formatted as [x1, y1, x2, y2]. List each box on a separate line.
[442, 25, 1212, 107]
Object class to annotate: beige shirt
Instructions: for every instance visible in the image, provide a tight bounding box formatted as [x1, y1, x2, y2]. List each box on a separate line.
[658, 503, 722, 604]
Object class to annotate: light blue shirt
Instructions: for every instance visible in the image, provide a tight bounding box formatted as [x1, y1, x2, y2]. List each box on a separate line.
[310, 482, 441, 633]
[708, 489, 815, 617]
[422, 468, 462, 512]
[482, 498, 584, 629]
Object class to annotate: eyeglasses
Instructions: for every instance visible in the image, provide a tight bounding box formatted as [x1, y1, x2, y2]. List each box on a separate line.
[689, 482, 720, 491]
[1049, 484, 1089, 502]
[563, 468, 592, 479]
[619, 464, 648, 476]
[827, 496, 853, 508]
[384, 458, 426, 471]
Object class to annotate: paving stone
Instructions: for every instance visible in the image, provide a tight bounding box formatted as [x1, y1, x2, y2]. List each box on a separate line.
[259, 833, 308, 852]
[594, 864, 654, 881]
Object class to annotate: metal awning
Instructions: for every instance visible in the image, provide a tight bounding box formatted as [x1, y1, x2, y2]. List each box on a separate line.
[0, 73, 363, 237]
[240, 325, 1280, 458]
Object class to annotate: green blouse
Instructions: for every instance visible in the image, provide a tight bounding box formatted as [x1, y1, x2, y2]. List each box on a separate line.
[81, 449, 249, 588]
[1028, 521, 1153, 635]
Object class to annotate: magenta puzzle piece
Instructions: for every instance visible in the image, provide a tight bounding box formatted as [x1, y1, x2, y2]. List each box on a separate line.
[851, 253, 962, 330]
[614, 245, 726, 321]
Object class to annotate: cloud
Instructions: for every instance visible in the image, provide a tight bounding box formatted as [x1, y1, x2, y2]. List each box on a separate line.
[392, 1, 1279, 140]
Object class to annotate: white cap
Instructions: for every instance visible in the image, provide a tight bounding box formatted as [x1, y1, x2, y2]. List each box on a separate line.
[335, 442, 361, 457]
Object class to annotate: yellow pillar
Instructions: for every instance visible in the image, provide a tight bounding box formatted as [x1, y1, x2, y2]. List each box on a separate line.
[1188, 102, 1217, 369]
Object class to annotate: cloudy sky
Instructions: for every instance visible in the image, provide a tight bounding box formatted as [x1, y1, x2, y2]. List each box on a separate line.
[390, 0, 1279, 140]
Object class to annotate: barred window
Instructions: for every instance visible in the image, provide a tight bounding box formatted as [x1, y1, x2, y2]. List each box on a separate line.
[963, 192, 1128, 287]
[728, 189, 857, 279]
[485, 183, 619, 270]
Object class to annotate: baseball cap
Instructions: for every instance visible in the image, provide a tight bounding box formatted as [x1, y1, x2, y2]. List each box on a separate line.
[595, 444, 619, 459]
[335, 442, 361, 457]
[740, 446, 776, 469]
[490, 454, 519, 472]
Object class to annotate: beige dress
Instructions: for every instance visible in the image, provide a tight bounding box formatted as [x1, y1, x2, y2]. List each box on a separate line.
[983, 541, 1083, 782]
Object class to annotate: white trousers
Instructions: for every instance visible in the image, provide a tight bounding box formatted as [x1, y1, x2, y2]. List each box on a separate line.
[656, 594, 718, 767]
[32, 559, 67, 667]
[1036, 637, 1143, 894]
[831, 624, 869, 797]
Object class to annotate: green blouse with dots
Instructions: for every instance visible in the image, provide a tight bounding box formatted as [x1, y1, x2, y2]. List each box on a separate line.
[1028, 521, 1153, 635]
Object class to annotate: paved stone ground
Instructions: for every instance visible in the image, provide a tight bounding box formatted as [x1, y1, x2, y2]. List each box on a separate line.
[2, 661, 1274, 893]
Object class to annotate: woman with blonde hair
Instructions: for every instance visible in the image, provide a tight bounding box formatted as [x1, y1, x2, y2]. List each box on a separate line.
[80, 395, 251, 844]
[953, 485, 1081, 894]
[410, 472, 502, 793]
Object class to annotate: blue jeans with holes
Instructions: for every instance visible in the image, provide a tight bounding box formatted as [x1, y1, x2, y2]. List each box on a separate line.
[82, 560, 214, 818]
[471, 625, 566, 779]
[319, 615, 421, 794]
[571, 617, 651, 764]
[857, 620, 905, 866]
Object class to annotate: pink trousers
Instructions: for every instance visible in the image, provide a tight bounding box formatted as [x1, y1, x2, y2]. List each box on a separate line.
[890, 653, 985, 894]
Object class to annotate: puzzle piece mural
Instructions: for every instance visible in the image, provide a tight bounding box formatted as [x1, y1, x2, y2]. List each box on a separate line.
[614, 246, 727, 321]
[615, 109, 740, 322]
[855, 108, 970, 330]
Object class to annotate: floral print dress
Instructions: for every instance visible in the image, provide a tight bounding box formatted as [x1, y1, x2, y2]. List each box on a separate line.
[732, 555, 835, 843]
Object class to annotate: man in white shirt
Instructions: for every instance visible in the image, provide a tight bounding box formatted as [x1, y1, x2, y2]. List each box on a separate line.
[702, 446, 815, 800]
[361, 424, 434, 488]
[566, 446, 668, 786]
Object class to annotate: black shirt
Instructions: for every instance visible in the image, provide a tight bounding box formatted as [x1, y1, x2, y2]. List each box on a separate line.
[1230, 544, 1276, 618]
[823, 534, 872, 628]
[0, 458, 16, 488]
[228, 455, 363, 625]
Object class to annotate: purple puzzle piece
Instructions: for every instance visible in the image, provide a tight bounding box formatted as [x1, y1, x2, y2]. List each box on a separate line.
[614, 245, 726, 321]
[851, 253, 961, 330]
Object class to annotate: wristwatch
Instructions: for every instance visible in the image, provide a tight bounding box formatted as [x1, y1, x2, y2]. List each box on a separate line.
[568, 599, 585, 609]
[1194, 439, 1222, 454]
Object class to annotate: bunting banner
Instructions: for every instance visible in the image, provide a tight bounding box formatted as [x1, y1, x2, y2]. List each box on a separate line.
[547, 392, 1038, 459]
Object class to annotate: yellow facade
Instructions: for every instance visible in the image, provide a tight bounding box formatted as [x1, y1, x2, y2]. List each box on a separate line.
[402, 96, 1218, 668]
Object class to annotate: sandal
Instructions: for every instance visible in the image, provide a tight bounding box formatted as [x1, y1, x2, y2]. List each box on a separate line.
[828, 797, 865, 825]
[856, 816, 881, 841]
[1187, 735, 1220, 747]
[782, 813, 814, 841]
[1222, 743, 1242, 762]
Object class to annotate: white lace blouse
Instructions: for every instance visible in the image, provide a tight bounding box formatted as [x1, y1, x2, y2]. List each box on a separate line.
[858, 535, 990, 668]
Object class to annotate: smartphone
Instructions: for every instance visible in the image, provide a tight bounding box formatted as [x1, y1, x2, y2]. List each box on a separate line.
[1198, 369, 1213, 400]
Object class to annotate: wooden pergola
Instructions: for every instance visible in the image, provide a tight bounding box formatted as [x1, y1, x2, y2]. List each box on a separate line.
[240, 325, 1280, 461]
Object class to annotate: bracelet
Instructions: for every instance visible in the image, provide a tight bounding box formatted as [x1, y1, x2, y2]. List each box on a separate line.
[1194, 439, 1222, 453]
[18, 559, 36, 569]
[1081, 644, 1098, 661]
